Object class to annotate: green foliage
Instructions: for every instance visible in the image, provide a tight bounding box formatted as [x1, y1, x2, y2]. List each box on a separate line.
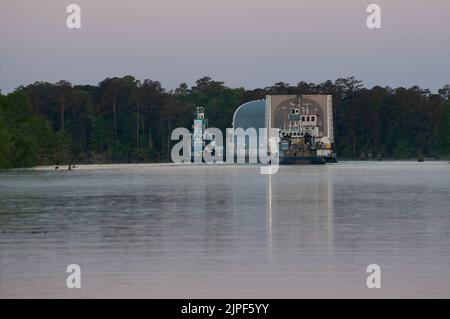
[54, 130, 72, 164]
[0, 92, 55, 168]
[2, 77, 449, 168]
[440, 104, 450, 157]
[393, 139, 413, 159]
[0, 125, 13, 168]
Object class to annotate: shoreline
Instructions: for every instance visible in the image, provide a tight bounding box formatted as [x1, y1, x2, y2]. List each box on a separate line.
[0, 159, 447, 172]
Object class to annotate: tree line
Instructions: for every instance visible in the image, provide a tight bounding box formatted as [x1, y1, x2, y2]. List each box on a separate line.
[1, 76, 449, 168]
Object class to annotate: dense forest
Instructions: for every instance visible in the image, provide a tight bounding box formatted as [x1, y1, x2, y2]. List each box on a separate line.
[1, 76, 450, 168]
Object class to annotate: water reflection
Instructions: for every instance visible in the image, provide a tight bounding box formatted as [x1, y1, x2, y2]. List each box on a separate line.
[267, 166, 335, 256]
[0, 162, 450, 298]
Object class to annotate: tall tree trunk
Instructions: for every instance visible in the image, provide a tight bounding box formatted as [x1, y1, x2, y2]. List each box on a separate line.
[60, 96, 65, 131]
[374, 112, 379, 150]
[113, 92, 117, 146]
[167, 119, 171, 156]
[148, 126, 152, 148]
[82, 126, 86, 152]
[136, 95, 140, 150]
[146, 108, 152, 148]
[352, 128, 356, 155]
[161, 131, 164, 158]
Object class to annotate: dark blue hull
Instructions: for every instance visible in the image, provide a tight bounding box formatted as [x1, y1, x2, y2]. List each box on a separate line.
[280, 156, 326, 165]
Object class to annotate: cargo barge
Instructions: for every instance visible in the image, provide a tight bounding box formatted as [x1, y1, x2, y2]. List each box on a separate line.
[189, 94, 337, 164]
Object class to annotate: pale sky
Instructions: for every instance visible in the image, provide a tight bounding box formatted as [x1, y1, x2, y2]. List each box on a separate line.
[0, 0, 449, 92]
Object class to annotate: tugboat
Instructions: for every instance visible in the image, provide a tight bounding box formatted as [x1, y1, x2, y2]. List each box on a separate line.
[279, 102, 337, 165]
[191, 106, 215, 162]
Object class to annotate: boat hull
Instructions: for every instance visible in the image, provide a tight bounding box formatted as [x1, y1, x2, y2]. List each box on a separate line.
[324, 156, 338, 163]
[280, 156, 326, 165]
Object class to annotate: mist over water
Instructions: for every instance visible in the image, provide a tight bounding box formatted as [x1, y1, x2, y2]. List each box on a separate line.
[0, 162, 449, 298]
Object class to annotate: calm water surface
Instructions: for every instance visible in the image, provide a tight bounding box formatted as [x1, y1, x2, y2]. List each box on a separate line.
[0, 162, 449, 298]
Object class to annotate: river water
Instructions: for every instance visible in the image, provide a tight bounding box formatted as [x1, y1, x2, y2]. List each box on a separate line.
[0, 162, 449, 298]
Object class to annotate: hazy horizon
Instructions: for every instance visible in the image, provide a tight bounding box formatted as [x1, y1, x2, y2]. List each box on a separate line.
[1, 0, 449, 93]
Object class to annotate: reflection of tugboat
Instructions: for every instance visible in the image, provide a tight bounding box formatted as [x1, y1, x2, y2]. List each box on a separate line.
[279, 102, 337, 165]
